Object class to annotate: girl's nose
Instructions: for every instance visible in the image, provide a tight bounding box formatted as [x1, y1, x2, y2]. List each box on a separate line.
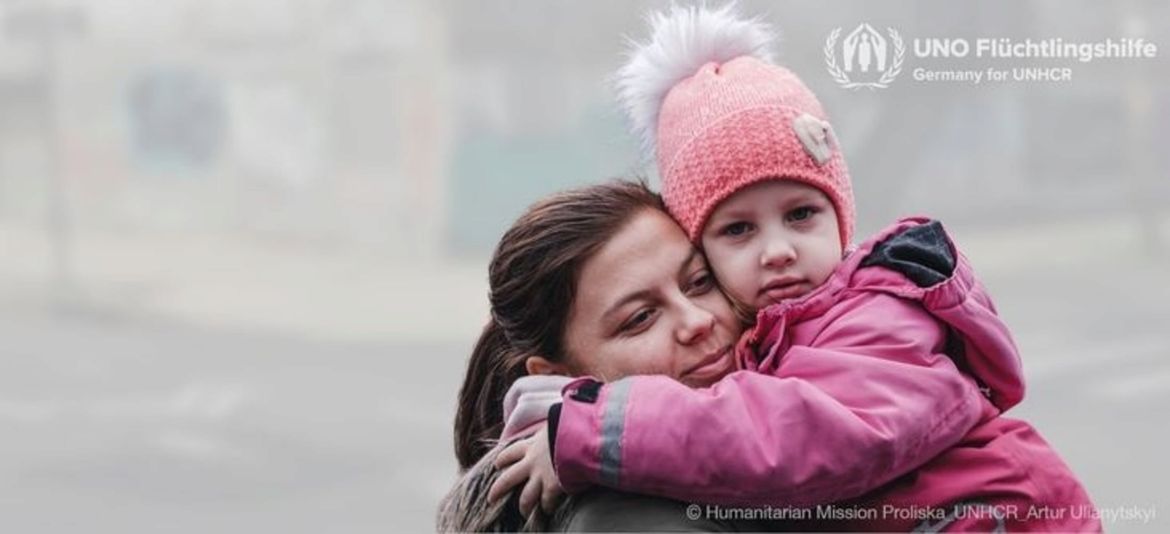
[677, 300, 716, 345]
[760, 235, 797, 269]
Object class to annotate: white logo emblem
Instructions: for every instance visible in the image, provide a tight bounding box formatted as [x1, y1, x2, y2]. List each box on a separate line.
[825, 24, 905, 89]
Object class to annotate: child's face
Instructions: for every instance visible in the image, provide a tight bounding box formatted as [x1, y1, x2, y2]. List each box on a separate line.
[701, 180, 844, 312]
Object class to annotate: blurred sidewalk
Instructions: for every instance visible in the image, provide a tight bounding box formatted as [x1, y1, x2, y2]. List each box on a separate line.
[1, 213, 1167, 346]
[0, 221, 490, 346]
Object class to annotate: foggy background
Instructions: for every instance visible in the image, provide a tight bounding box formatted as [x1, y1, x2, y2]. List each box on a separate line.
[0, 0, 1167, 532]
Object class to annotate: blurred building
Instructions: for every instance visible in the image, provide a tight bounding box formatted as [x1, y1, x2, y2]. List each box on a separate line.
[1, 0, 1166, 262]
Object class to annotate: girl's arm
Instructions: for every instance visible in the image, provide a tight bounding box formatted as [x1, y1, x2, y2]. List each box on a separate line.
[550, 290, 985, 508]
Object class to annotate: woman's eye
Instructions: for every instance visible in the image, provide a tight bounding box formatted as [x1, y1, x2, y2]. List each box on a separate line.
[722, 222, 752, 236]
[688, 272, 714, 294]
[621, 309, 656, 332]
[787, 206, 818, 222]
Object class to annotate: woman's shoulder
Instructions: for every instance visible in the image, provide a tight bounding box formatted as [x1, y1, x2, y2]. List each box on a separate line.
[550, 490, 746, 532]
[436, 448, 531, 532]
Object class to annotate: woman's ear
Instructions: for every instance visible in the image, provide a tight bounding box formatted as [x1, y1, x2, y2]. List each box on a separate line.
[525, 356, 570, 376]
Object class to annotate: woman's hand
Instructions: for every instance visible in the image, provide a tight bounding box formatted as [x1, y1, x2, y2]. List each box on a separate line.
[488, 425, 564, 518]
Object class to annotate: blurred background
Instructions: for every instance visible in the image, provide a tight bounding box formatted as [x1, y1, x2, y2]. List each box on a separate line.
[0, 0, 1167, 532]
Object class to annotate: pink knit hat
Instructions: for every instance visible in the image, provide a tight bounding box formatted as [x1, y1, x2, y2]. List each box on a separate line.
[615, 5, 854, 247]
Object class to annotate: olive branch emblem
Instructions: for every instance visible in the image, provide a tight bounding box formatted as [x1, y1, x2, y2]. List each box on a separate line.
[825, 26, 904, 89]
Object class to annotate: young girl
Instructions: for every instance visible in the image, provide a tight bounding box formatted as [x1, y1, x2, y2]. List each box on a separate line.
[491, 5, 1099, 531]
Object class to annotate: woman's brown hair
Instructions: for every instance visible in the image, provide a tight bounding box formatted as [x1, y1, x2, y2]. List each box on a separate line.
[454, 179, 665, 470]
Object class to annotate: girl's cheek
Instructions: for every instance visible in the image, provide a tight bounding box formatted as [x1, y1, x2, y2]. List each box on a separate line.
[701, 289, 732, 315]
[728, 282, 755, 310]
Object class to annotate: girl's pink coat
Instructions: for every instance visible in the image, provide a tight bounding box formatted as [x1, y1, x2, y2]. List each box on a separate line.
[552, 217, 1099, 531]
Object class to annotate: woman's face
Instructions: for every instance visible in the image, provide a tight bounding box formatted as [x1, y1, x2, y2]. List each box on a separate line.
[562, 209, 742, 388]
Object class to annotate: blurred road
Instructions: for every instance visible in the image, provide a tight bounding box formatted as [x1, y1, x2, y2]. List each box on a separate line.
[0, 308, 464, 532]
[1, 216, 1167, 532]
[999, 255, 1170, 529]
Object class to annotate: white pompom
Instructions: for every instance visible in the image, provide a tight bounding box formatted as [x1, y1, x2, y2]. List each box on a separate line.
[613, 3, 777, 158]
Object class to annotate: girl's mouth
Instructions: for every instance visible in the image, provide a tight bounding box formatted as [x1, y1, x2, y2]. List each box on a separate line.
[760, 280, 808, 303]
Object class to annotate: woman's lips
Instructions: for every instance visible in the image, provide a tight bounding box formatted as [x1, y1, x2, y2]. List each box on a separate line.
[683, 346, 734, 382]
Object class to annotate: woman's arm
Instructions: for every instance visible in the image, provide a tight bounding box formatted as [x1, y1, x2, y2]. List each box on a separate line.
[551, 291, 985, 508]
[439, 440, 760, 532]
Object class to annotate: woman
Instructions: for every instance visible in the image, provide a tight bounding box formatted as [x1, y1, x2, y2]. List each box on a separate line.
[437, 180, 762, 531]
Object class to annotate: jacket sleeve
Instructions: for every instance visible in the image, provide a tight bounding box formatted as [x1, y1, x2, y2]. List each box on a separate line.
[551, 291, 984, 507]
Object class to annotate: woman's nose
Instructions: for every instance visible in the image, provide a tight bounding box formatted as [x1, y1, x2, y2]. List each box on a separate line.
[676, 301, 716, 345]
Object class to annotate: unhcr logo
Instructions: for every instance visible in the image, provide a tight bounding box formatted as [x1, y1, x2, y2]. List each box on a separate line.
[824, 23, 905, 89]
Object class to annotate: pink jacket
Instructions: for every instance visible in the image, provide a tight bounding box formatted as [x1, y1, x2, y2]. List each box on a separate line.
[549, 217, 1099, 531]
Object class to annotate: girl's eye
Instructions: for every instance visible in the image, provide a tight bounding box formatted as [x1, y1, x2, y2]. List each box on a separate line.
[787, 206, 818, 223]
[621, 308, 657, 333]
[722, 222, 752, 236]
